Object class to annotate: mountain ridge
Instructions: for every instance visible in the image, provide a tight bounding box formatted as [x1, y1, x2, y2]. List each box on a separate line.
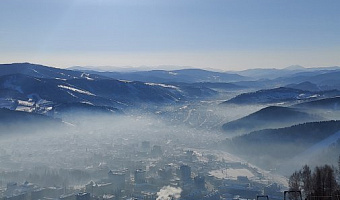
[222, 106, 322, 135]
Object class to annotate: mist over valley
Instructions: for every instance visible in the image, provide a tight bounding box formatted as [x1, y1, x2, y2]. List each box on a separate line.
[1, 63, 340, 200]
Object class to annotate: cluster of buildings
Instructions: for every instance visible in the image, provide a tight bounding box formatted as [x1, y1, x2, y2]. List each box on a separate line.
[0, 181, 84, 200]
[0, 141, 285, 200]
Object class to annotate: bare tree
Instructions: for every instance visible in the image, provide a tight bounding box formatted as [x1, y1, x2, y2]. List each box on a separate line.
[289, 171, 301, 192]
[312, 165, 338, 197]
[301, 165, 312, 199]
[290, 164, 339, 200]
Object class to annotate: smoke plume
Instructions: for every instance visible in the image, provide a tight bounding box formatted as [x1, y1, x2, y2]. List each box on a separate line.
[156, 186, 182, 200]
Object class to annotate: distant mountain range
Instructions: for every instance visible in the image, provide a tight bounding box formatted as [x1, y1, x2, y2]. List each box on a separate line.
[70, 64, 340, 93]
[0, 63, 225, 117]
[234, 65, 340, 79]
[285, 81, 321, 91]
[2, 62, 340, 129]
[222, 87, 340, 105]
[70, 68, 249, 83]
[294, 96, 340, 110]
[273, 70, 340, 90]
[0, 63, 104, 80]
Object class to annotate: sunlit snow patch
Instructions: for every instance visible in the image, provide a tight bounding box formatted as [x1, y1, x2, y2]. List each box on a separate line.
[168, 72, 178, 75]
[58, 85, 95, 96]
[119, 80, 132, 83]
[209, 168, 254, 180]
[81, 73, 94, 80]
[145, 83, 179, 90]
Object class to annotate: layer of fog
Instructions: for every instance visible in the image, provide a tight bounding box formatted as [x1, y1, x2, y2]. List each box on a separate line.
[0, 110, 221, 170]
[3, 96, 321, 186]
[139, 99, 265, 136]
[0, 99, 265, 172]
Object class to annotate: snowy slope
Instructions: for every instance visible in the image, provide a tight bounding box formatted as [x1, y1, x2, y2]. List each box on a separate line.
[291, 130, 340, 165]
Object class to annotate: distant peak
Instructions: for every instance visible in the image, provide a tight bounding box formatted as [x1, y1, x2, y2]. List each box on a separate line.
[284, 65, 305, 70]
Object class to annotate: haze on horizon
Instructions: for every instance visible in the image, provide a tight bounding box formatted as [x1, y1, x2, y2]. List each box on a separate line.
[0, 0, 339, 71]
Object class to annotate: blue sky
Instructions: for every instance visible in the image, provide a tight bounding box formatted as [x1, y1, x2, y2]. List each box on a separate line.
[0, 0, 339, 70]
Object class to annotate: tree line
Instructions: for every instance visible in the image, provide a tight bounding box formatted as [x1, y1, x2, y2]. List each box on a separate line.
[289, 162, 340, 200]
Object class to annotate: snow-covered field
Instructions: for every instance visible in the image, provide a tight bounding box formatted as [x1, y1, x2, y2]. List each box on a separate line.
[209, 168, 255, 179]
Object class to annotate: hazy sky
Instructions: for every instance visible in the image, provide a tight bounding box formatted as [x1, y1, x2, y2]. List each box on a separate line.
[0, 0, 339, 70]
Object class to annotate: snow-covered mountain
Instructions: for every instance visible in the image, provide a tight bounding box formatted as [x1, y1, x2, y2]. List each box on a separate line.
[0, 63, 218, 116]
[0, 63, 105, 80]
